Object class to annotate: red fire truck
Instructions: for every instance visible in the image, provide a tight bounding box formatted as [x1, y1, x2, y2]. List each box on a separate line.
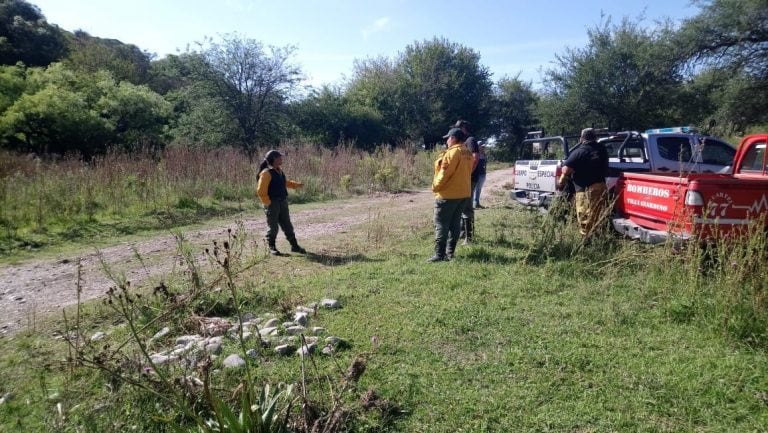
[613, 134, 768, 243]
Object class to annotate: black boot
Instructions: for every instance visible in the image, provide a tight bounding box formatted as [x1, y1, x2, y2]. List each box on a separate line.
[462, 217, 474, 245]
[268, 241, 283, 256]
[446, 239, 458, 260]
[287, 234, 306, 254]
[427, 241, 447, 262]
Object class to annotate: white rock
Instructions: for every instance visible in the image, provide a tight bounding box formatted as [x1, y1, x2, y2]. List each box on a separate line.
[325, 336, 345, 346]
[295, 306, 314, 314]
[259, 327, 278, 337]
[176, 335, 202, 346]
[297, 343, 316, 357]
[205, 342, 222, 354]
[150, 354, 175, 365]
[246, 349, 259, 359]
[0, 393, 11, 405]
[294, 312, 309, 326]
[222, 354, 246, 369]
[285, 325, 306, 335]
[263, 318, 280, 328]
[312, 327, 326, 335]
[320, 299, 341, 309]
[90, 332, 106, 342]
[206, 336, 223, 346]
[151, 327, 170, 340]
[275, 344, 295, 355]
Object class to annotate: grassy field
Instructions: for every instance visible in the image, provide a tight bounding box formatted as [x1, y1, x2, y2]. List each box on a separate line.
[0, 143, 434, 261]
[1, 186, 767, 432]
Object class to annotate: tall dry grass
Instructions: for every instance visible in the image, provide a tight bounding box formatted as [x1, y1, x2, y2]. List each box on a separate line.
[0, 143, 435, 255]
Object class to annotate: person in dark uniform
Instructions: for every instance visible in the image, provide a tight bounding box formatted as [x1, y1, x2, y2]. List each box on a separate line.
[472, 141, 487, 208]
[556, 128, 609, 238]
[256, 150, 307, 256]
[455, 120, 479, 244]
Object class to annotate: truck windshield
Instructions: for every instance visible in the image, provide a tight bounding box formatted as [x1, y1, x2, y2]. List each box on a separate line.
[518, 139, 567, 160]
[739, 142, 767, 173]
[700, 139, 736, 165]
[601, 136, 645, 160]
[657, 137, 693, 162]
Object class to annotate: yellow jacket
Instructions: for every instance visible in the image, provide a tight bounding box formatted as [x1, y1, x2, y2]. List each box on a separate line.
[256, 168, 303, 206]
[432, 143, 472, 199]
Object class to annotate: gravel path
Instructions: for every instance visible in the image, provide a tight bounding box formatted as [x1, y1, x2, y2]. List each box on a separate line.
[0, 168, 514, 335]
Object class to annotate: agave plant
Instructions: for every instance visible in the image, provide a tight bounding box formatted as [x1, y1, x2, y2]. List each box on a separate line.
[171, 382, 295, 433]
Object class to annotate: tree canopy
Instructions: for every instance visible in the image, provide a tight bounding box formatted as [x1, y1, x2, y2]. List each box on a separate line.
[1, 0, 767, 158]
[0, 0, 68, 66]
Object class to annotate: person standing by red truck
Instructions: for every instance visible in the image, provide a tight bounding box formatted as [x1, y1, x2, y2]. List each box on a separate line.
[557, 128, 609, 238]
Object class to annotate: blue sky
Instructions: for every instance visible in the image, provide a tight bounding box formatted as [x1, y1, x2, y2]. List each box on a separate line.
[31, 0, 700, 88]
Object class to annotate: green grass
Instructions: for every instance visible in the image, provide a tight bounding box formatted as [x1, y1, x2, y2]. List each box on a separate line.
[1, 204, 767, 432]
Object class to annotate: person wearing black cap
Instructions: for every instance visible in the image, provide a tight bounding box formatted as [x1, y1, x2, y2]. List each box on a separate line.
[556, 128, 609, 238]
[428, 127, 473, 262]
[455, 120, 479, 243]
[257, 149, 307, 256]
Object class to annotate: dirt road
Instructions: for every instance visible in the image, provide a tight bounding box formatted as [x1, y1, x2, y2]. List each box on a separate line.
[0, 168, 514, 335]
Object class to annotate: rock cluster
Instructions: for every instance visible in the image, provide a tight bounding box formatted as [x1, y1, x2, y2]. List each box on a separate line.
[138, 299, 347, 370]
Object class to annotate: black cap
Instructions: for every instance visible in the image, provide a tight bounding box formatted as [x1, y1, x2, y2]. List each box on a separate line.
[454, 120, 471, 130]
[580, 128, 597, 142]
[442, 127, 467, 141]
[265, 149, 282, 164]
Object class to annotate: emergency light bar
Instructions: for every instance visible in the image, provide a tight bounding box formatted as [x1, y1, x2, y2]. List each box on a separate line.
[645, 126, 700, 134]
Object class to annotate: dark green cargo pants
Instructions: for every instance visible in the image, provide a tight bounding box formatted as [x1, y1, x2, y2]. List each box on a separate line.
[264, 198, 298, 247]
[434, 197, 470, 258]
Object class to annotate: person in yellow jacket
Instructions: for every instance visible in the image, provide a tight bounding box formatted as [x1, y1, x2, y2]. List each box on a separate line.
[428, 127, 473, 262]
[257, 150, 307, 256]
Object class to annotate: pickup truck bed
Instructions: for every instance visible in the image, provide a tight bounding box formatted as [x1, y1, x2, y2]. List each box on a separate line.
[613, 134, 768, 243]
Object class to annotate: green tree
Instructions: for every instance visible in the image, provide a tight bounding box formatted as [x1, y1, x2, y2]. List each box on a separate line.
[538, 18, 686, 133]
[676, 0, 768, 133]
[95, 78, 172, 150]
[395, 38, 493, 147]
[0, 82, 110, 155]
[0, 63, 25, 112]
[64, 30, 152, 85]
[290, 85, 386, 150]
[146, 53, 240, 147]
[345, 39, 493, 147]
[198, 34, 302, 156]
[0, 0, 68, 66]
[0, 63, 171, 154]
[490, 76, 538, 159]
[345, 56, 402, 144]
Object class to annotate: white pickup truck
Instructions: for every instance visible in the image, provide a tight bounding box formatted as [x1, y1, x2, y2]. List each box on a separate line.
[510, 127, 736, 208]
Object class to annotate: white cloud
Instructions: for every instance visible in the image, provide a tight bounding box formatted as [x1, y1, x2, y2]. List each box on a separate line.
[361, 17, 391, 39]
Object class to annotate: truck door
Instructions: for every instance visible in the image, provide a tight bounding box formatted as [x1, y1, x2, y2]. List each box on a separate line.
[650, 135, 696, 173]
